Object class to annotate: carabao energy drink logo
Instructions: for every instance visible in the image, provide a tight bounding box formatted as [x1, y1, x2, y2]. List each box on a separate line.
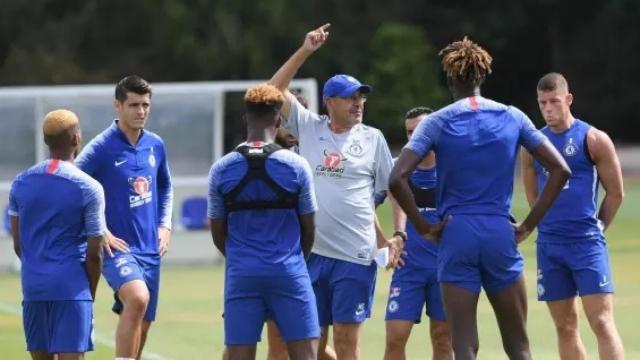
[316, 150, 347, 178]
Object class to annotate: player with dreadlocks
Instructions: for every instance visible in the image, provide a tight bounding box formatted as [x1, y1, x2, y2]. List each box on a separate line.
[389, 37, 571, 359]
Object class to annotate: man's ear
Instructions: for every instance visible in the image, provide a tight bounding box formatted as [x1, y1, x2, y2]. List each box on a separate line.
[566, 93, 574, 106]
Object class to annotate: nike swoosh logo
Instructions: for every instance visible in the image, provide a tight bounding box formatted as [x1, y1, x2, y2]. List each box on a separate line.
[114, 159, 127, 166]
[599, 281, 610, 287]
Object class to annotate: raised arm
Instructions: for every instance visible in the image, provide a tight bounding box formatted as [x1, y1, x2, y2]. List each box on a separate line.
[587, 128, 624, 231]
[517, 140, 571, 241]
[520, 147, 538, 209]
[269, 23, 330, 117]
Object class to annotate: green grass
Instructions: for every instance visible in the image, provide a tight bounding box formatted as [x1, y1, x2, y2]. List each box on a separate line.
[1, 183, 640, 359]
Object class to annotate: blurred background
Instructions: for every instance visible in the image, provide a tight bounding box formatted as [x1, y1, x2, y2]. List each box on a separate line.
[1, 1, 639, 358]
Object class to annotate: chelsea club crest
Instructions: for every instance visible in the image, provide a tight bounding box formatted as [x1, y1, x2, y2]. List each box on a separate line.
[563, 138, 577, 157]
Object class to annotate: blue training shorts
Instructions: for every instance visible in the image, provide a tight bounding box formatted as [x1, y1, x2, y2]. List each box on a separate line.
[537, 236, 614, 301]
[102, 252, 160, 321]
[307, 253, 377, 327]
[438, 214, 523, 293]
[224, 273, 319, 345]
[23, 300, 93, 353]
[385, 266, 446, 322]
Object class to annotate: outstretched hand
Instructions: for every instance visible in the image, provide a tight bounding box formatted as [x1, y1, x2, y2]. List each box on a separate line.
[302, 23, 330, 52]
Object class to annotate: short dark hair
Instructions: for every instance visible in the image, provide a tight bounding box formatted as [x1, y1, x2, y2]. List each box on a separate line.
[405, 106, 434, 119]
[115, 75, 152, 102]
[537, 72, 569, 92]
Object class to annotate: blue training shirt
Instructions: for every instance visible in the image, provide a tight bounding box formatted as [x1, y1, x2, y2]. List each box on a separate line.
[76, 121, 173, 257]
[9, 159, 107, 301]
[207, 142, 318, 277]
[404, 166, 439, 269]
[406, 96, 546, 217]
[534, 119, 603, 241]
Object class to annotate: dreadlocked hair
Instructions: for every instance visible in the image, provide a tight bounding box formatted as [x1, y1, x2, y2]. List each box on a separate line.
[439, 36, 493, 85]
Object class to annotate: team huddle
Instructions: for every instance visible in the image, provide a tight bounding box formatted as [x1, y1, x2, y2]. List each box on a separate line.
[8, 24, 624, 360]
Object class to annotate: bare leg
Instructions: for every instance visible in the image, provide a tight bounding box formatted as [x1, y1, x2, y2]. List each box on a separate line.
[440, 282, 480, 360]
[582, 293, 624, 360]
[266, 320, 288, 360]
[30, 352, 53, 360]
[115, 280, 150, 358]
[333, 322, 362, 360]
[227, 345, 257, 360]
[546, 297, 586, 360]
[286, 338, 318, 360]
[136, 320, 152, 360]
[485, 276, 531, 360]
[384, 320, 413, 360]
[430, 320, 453, 360]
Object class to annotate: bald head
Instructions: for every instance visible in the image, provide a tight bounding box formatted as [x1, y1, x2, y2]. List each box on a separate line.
[43, 109, 81, 152]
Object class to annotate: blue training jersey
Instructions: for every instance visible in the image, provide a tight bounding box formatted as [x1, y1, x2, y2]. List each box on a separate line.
[404, 166, 439, 269]
[534, 119, 603, 241]
[76, 121, 173, 257]
[8, 159, 107, 301]
[406, 96, 546, 217]
[207, 142, 318, 277]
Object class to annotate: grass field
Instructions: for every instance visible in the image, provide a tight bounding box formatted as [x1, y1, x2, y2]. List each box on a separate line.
[1, 183, 639, 359]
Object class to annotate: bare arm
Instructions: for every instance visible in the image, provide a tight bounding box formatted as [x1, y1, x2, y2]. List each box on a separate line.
[269, 23, 330, 117]
[10, 216, 20, 257]
[389, 149, 443, 241]
[388, 192, 407, 233]
[85, 235, 104, 300]
[520, 147, 538, 209]
[517, 140, 571, 241]
[588, 129, 624, 230]
[299, 213, 315, 259]
[210, 218, 227, 256]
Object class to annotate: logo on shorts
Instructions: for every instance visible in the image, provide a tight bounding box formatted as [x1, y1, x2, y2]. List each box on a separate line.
[119, 265, 132, 277]
[355, 303, 366, 317]
[599, 275, 610, 287]
[115, 257, 128, 268]
[537, 283, 545, 297]
[537, 269, 543, 280]
[388, 300, 399, 313]
[389, 287, 401, 299]
[563, 138, 577, 157]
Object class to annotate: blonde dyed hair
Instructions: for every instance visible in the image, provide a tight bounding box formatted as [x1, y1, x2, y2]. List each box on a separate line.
[43, 109, 79, 136]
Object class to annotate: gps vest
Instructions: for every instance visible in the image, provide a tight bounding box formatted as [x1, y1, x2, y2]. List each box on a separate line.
[223, 143, 299, 212]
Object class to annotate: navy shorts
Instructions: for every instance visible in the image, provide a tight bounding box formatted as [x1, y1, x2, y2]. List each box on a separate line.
[537, 236, 614, 301]
[385, 266, 446, 322]
[102, 252, 160, 321]
[23, 300, 93, 353]
[224, 273, 319, 345]
[438, 214, 523, 293]
[307, 253, 377, 326]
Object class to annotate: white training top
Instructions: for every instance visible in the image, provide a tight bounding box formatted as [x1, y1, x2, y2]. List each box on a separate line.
[285, 94, 393, 265]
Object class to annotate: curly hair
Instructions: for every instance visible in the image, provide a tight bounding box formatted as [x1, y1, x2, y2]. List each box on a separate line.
[244, 84, 285, 116]
[439, 37, 493, 85]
